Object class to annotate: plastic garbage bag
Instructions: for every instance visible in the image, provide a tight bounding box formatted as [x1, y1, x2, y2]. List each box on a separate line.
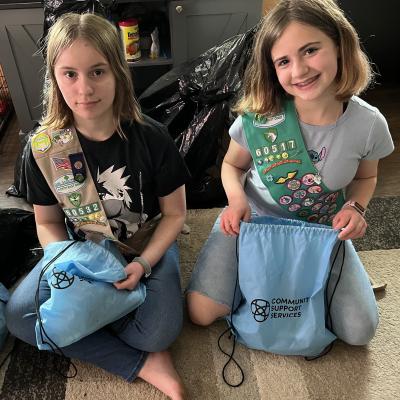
[0, 208, 42, 288]
[40, 1, 116, 55]
[139, 26, 258, 207]
[0, 283, 10, 350]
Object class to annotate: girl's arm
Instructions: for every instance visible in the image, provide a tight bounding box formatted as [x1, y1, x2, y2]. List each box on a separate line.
[332, 159, 378, 240]
[114, 184, 186, 290]
[220, 139, 253, 236]
[33, 204, 69, 248]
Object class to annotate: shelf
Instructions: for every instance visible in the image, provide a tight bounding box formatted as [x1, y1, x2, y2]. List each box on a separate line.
[127, 56, 173, 67]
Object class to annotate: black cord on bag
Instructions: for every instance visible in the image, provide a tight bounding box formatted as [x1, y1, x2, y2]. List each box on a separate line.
[35, 241, 78, 378]
[217, 236, 244, 387]
[305, 239, 346, 361]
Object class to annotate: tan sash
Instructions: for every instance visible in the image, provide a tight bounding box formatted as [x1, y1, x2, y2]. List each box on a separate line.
[31, 126, 159, 255]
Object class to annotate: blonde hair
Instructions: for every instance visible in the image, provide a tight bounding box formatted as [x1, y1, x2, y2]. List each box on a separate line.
[234, 0, 373, 115]
[41, 12, 143, 137]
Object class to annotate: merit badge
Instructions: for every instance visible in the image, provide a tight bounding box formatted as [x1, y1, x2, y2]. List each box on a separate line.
[32, 133, 51, 153]
[69, 153, 87, 183]
[68, 192, 82, 207]
[275, 171, 297, 184]
[263, 128, 277, 143]
[54, 174, 85, 195]
[279, 195, 292, 205]
[253, 112, 285, 128]
[52, 129, 73, 145]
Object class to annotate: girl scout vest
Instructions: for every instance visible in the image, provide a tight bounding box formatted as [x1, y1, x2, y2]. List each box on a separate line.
[242, 100, 345, 225]
[30, 126, 158, 254]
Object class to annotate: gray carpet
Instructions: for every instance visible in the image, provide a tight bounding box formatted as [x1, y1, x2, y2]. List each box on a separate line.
[0, 197, 399, 400]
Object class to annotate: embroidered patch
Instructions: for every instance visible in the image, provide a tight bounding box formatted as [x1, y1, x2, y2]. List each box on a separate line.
[32, 133, 52, 153]
[54, 174, 85, 194]
[52, 129, 73, 145]
[263, 128, 278, 143]
[51, 157, 72, 171]
[64, 202, 107, 227]
[253, 112, 285, 128]
[68, 192, 82, 207]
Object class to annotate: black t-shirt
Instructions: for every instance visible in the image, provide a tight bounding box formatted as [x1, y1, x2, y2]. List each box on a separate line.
[25, 115, 191, 240]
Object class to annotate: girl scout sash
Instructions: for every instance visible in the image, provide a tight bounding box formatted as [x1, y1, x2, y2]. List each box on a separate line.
[242, 100, 344, 225]
[31, 126, 158, 254]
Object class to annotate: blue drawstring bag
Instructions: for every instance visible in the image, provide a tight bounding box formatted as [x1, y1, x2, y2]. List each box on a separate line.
[33, 240, 146, 350]
[0, 283, 10, 350]
[230, 216, 341, 357]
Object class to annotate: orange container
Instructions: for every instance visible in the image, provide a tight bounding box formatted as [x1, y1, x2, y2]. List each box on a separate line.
[118, 19, 141, 61]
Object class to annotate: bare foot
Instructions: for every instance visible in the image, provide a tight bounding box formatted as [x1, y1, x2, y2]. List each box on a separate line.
[137, 350, 185, 399]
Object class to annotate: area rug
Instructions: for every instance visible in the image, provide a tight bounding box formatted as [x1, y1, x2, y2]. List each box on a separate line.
[1, 197, 399, 400]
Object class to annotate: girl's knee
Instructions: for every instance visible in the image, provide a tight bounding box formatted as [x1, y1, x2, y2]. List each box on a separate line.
[340, 314, 378, 346]
[186, 291, 229, 326]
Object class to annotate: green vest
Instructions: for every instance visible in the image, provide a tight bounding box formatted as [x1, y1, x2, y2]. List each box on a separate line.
[242, 100, 344, 226]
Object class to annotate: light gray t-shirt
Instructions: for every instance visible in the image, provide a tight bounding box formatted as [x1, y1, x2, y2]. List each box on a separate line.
[230, 96, 394, 217]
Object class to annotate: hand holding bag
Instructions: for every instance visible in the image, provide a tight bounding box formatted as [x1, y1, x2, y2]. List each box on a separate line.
[230, 216, 342, 357]
[33, 239, 146, 350]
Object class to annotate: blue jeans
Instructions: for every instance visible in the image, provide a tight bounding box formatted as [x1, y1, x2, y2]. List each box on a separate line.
[6, 242, 183, 381]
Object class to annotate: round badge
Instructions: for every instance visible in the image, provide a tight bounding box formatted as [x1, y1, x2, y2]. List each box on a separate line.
[308, 185, 322, 194]
[318, 215, 329, 224]
[312, 202, 323, 211]
[293, 189, 307, 199]
[74, 161, 83, 169]
[302, 197, 314, 207]
[287, 179, 301, 191]
[301, 174, 315, 186]
[307, 214, 319, 223]
[288, 203, 301, 212]
[320, 204, 330, 214]
[279, 195, 293, 205]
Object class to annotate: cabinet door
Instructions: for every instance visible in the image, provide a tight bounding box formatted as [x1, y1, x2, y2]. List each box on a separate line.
[170, 0, 262, 66]
[0, 8, 44, 132]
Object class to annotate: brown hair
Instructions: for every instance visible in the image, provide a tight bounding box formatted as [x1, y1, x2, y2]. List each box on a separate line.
[41, 12, 143, 137]
[234, 0, 373, 115]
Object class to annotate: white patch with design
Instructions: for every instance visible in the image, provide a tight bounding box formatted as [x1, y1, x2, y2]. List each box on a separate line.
[54, 174, 85, 194]
[254, 112, 285, 128]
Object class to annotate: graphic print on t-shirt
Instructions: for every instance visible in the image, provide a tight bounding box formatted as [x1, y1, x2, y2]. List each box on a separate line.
[97, 164, 147, 240]
[308, 146, 326, 165]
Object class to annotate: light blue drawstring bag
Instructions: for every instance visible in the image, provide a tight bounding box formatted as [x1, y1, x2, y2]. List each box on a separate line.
[230, 216, 342, 357]
[0, 283, 10, 350]
[33, 240, 146, 350]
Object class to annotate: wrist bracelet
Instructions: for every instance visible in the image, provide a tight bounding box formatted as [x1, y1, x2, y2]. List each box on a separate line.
[133, 256, 152, 278]
[343, 200, 366, 217]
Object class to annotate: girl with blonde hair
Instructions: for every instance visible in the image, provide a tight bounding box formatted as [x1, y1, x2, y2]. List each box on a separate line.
[7, 12, 190, 399]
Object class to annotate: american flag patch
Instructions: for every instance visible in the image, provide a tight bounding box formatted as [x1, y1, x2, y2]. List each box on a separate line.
[51, 157, 72, 171]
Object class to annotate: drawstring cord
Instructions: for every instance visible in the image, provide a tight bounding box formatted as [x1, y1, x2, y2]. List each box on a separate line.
[305, 239, 346, 361]
[217, 236, 244, 387]
[35, 241, 78, 378]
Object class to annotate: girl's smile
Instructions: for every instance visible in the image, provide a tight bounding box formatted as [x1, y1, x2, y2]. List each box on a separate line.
[271, 21, 339, 107]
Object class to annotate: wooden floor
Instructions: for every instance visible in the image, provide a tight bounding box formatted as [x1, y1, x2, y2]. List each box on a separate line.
[0, 84, 399, 210]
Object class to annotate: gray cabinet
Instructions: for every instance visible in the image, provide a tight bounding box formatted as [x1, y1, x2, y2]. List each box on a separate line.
[170, 0, 262, 66]
[0, 7, 44, 132]
[0, 0, 262, 132]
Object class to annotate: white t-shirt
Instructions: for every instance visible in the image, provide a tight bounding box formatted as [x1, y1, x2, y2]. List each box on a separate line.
[230, 96, 394, 217]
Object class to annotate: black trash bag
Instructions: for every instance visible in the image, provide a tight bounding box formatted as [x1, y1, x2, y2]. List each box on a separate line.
[139, 26, 258, 207]
[0, 209, 42, 289]
[6, 130, 35, 199]
[40, 0, 116, 55]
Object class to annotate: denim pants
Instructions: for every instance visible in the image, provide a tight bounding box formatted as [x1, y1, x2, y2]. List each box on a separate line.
[6, 242, 183, 381]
